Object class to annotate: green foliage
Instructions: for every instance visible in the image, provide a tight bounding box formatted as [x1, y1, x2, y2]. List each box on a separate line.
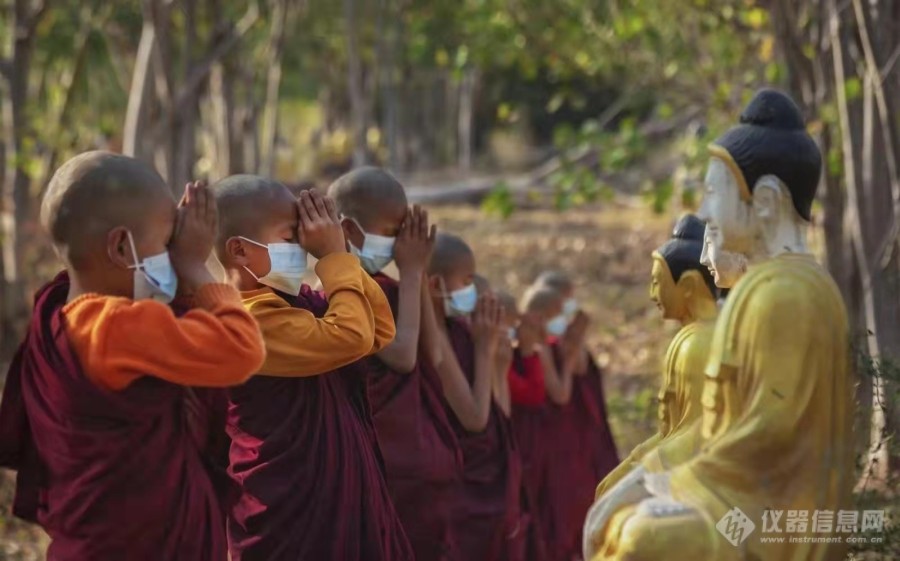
[606, 386, 658, 453]
[481, 181, 516, 219]
[642, 179, 675, 215]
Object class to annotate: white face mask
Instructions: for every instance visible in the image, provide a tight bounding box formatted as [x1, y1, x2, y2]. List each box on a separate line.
[546, 314, 569, 337]
[241, 237, 307, 296]
[126, 231, 178, 303]
[345, 217, 396, 274]
[563, 297, 579, 320]
[442, 279, 478, 317]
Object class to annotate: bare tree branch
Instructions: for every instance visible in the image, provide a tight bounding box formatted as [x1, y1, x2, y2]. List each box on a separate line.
[173, 2, 259, 116]
[139, 1, 260, 154]
[851, 0, 900, 267]
[26, 0, 49, 33]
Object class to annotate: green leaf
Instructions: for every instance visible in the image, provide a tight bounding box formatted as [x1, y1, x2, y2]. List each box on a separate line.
[844, 77, 863, 101]
[481, 182, 515, 219]
[741, 8, 768, 30]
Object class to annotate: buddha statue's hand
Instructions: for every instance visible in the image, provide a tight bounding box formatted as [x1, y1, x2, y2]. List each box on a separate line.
[583, 465, 652, 559]
[643, 470, 672, 498]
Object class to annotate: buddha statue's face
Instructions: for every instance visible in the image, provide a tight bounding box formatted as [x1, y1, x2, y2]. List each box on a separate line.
[650, 255, 684, 321]
[698, 157, 754, 288]
[700, 225, 747, 289]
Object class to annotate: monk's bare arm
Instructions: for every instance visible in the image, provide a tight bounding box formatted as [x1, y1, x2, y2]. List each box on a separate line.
[538, 345, 573, 404]
[419, 281, 444, 367]
[432, 329, 493, 432]
[373, 272, 420, 373]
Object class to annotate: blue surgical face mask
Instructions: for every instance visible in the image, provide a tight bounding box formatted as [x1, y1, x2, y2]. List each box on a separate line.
[507, 327, 517, 341]
[443, 280, 478, 317]
[345, 217, 396, 274]
[546, 314, 569, 337]
[241, 237, 307, 295]
[127, 230, 178, 303]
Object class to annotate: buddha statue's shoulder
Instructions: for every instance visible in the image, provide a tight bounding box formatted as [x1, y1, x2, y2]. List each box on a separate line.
[724, 254, 844, 318]
[668, 321, 715, 362]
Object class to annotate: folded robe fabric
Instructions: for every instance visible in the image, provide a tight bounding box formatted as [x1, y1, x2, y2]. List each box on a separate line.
[444, 318, 526, 561]
[226, 285, 413, 561]
[365, 273, 464, 561]
[0, 272, 229, 561]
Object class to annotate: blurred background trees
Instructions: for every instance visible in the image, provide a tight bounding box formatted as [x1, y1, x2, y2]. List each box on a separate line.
[0, 0, 898, 518]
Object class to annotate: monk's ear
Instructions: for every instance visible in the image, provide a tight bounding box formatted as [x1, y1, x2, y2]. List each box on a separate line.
[426, 273, 443, 297]
[340, 217, 362, 250]
[106, 226, 132, 269]
[226, 236, 249, 266]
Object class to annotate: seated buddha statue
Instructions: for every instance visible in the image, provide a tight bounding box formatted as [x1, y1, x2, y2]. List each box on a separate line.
[583, 89, 855, 561]
[595, 214, 718, 498]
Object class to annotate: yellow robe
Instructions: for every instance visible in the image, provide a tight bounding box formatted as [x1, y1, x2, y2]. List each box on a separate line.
[595, 320, 714, 498]
[588, 254, 855, 561]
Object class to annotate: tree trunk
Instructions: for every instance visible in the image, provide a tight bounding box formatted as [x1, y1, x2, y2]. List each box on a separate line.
[259, 0, 291, 177]
[0, 0, 49, 358]
[376, 0, 398, 170]
[40, 13, 95, 192]
[458, 67, 477, 172]
[344, 0, 367, 166]
[827, 0, 900, 485]
[123, 16, 158, 163]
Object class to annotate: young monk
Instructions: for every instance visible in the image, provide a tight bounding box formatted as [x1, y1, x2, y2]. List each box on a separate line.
[424, 234, 526, 561]
[212, 175, 412, 561]
[0, 152, 266, 561]
[533, 274, 619, 560]
[328, 167, 463, 561]
[514, 285, 587, 559]
[496, 290, 551, 561]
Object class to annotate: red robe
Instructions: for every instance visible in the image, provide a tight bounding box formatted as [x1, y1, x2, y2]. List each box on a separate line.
[0, 272, 230, 561]
[509, 351, 550, 561]
[366, 274, 463, 561]
[445, 318, 526, 561]
[226, 285, 413, 561]
[544, 340, 619, 560]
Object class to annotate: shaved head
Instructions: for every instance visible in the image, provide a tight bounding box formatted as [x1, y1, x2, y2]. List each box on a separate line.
[534, 270, 574, 294]
[328, 166, 407, 229]
[521, 285, 563, 314]
[41, 151, 171, 267]
[428, 232, 474, 277]
[213, 174, 295, 244]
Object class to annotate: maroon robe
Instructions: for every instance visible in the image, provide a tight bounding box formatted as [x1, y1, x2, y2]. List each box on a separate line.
[226, 285, 413, 561]
[0, 272, 229, 561]
[509, 350, 550, 561]
[543, 340, 619, 560]
[366, 273, 463, 561]
[444, 318, 526, 561]
[572, 355, 619, 481]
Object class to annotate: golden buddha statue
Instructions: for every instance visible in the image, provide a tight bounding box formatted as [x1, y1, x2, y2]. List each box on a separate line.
[596, 215, 717, 498]
[584, 89, 855, 561]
